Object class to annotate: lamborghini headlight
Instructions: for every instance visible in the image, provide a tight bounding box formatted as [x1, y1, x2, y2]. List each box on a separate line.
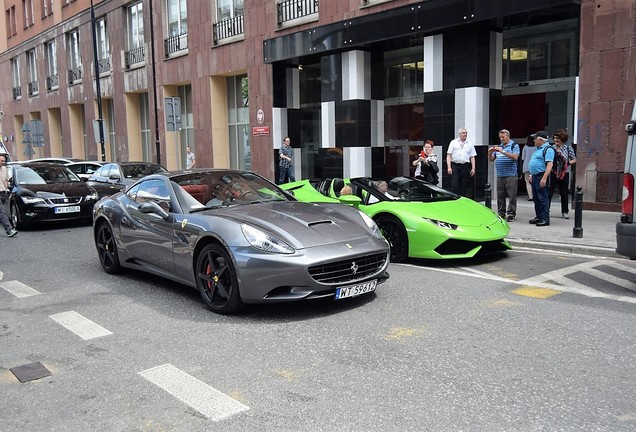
[359, 211, 383, 239]
[424, 218, 458, 230]
[21, 196, 46, 205]
[241, 224, 295, 254]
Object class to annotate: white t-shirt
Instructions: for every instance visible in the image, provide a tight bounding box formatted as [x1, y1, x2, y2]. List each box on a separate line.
[447, 138, 476, 164]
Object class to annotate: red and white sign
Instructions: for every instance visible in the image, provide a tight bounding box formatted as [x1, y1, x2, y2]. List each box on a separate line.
[252, 126, 270, 136]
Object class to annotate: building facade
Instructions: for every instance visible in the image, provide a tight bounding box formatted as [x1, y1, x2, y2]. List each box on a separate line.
[0, 0, 633, 209]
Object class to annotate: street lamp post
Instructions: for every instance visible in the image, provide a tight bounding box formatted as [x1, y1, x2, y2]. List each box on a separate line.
[90, 0, 106, 162]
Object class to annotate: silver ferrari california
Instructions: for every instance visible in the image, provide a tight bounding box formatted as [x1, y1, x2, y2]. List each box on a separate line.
[93, 169, 390, 314]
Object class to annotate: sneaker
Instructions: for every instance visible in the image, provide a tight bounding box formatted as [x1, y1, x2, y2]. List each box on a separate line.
[536, 220, 550, 227]
[562, 212, 569, 219]
[529, 217, 540, 224]
[7, 228, 18, 237]
[506, 215, 515, 222]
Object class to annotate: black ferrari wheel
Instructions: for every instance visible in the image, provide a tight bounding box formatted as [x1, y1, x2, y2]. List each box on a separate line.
[96, 222, 122, 274]
[196, 244, 243, 314]
[10, 202, 23, 229]
[376, 215, 408, 263]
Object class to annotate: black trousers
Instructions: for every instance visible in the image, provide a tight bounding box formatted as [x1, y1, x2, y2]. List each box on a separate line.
[451, 162, 471, 197]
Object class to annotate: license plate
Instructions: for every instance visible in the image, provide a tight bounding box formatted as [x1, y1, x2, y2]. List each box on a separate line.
[335, 280, 377, 300]
[54, 206, 80, 214]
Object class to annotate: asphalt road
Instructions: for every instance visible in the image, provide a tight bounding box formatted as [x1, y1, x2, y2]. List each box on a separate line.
[1, 223, 635, 431]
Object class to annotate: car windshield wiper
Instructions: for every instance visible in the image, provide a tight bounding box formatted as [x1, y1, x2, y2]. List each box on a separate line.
[189, 203, 231, 212]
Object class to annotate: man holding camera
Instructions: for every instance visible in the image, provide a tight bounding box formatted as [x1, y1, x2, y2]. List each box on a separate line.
[488, 129, 520, 222]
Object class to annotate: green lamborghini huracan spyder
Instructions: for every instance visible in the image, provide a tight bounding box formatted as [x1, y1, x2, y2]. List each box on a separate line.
[281, 176, 511, 262]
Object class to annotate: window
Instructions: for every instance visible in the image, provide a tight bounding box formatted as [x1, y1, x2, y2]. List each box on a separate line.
[67, 29, 82, 83]
[227, 75, 250, 170]
[41, 0, 53, 18]
[178, 85, 194, 168]
[22, 0, 34, 28]
[45, 40, 58, 90]
[127, 2, 144, 49]
[167, 0, 187, 36]
[11, 57, 21, 100]
[213, 0, 244, 43]
[165, 0, 188, 56]
[384, 47, 423, 100]
[6, 6, 17, 37]
[125, 2, 145, 67]
[95, 17, 111, 74]
[502, 20, 578, 85]
[27, 49, 38, 96]
[139, 93, 152, 161]
[27, 51, 37, 94]
[217, 0, 243, 21]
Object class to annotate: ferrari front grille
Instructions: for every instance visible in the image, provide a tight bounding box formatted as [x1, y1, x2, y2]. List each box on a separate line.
[308, 252, 388, 284]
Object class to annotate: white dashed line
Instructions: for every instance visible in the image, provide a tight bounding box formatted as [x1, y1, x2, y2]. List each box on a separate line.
[139, 364, 250, 421]
[49, 311, 113, 340]
[0, 280, 41, 298]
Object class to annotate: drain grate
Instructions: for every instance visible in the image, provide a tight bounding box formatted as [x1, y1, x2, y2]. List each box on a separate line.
[10, 362, 52, 383]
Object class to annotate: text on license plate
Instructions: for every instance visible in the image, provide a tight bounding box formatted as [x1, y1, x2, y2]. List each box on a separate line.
[335, 280, 377, 300]
[54, 206, 80, 214]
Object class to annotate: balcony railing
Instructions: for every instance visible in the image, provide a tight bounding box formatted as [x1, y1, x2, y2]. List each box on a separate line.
[125, 46, 145, 68]
[98, 58, 111, 75]
[213, 15, 244, 44]
[277, 0, 318, 26]
[46, 75, 59, 91]
[12, 87, 22, 100]
[68, 67, 82, 84]
[28, 81, 39, 96]
[164, 32, 188, 57]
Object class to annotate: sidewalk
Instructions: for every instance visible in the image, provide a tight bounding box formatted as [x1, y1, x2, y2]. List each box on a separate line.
[501, 198, 622, 258]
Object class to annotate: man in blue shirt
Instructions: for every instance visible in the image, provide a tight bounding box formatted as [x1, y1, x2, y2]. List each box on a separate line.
[488, 129, 519, 222]
[527, 131, 555, 227]
[278, 136, 295, 184]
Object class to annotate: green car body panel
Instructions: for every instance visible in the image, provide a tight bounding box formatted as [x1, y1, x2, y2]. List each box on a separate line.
[282, 177, 511, 262]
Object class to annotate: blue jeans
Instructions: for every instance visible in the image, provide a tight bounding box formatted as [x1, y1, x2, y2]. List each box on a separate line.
[531, 173, 550, 223]
[278, 165, 295, 184]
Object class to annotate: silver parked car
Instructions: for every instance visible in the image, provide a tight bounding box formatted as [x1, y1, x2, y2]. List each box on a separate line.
[93, 169, 390, 314]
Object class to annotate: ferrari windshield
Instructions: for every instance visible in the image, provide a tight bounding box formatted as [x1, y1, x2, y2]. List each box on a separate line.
[172, 171, 293, 210]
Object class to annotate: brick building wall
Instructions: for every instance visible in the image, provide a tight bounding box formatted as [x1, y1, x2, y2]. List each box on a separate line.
[578, 0, 636, 211]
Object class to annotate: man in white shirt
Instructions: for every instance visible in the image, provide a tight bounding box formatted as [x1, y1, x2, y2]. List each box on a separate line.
[186, 146, 196, 169]
[446, 128, 476, 197]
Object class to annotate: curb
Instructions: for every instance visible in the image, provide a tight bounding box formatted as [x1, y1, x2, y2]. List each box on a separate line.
[507, 239, 623, 259]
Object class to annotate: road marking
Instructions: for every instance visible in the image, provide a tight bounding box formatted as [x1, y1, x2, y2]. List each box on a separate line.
[138, 364, 250, 421]
[397, 260, 636, 305]
[512, 287, 561, 299]
[49, 311, 113, 340]
[0, 280, 41, 298]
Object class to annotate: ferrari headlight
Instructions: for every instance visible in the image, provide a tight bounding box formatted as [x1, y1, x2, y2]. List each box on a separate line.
[21, 196, 46, 204]
[424, 218, 458, 230]
[241, 224, 295, 254]
[358, 211, 383, 239]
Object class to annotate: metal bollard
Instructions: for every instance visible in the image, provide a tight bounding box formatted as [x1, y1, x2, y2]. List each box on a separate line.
[573, 185, 583, 238]
[484, 183, 492, 209]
